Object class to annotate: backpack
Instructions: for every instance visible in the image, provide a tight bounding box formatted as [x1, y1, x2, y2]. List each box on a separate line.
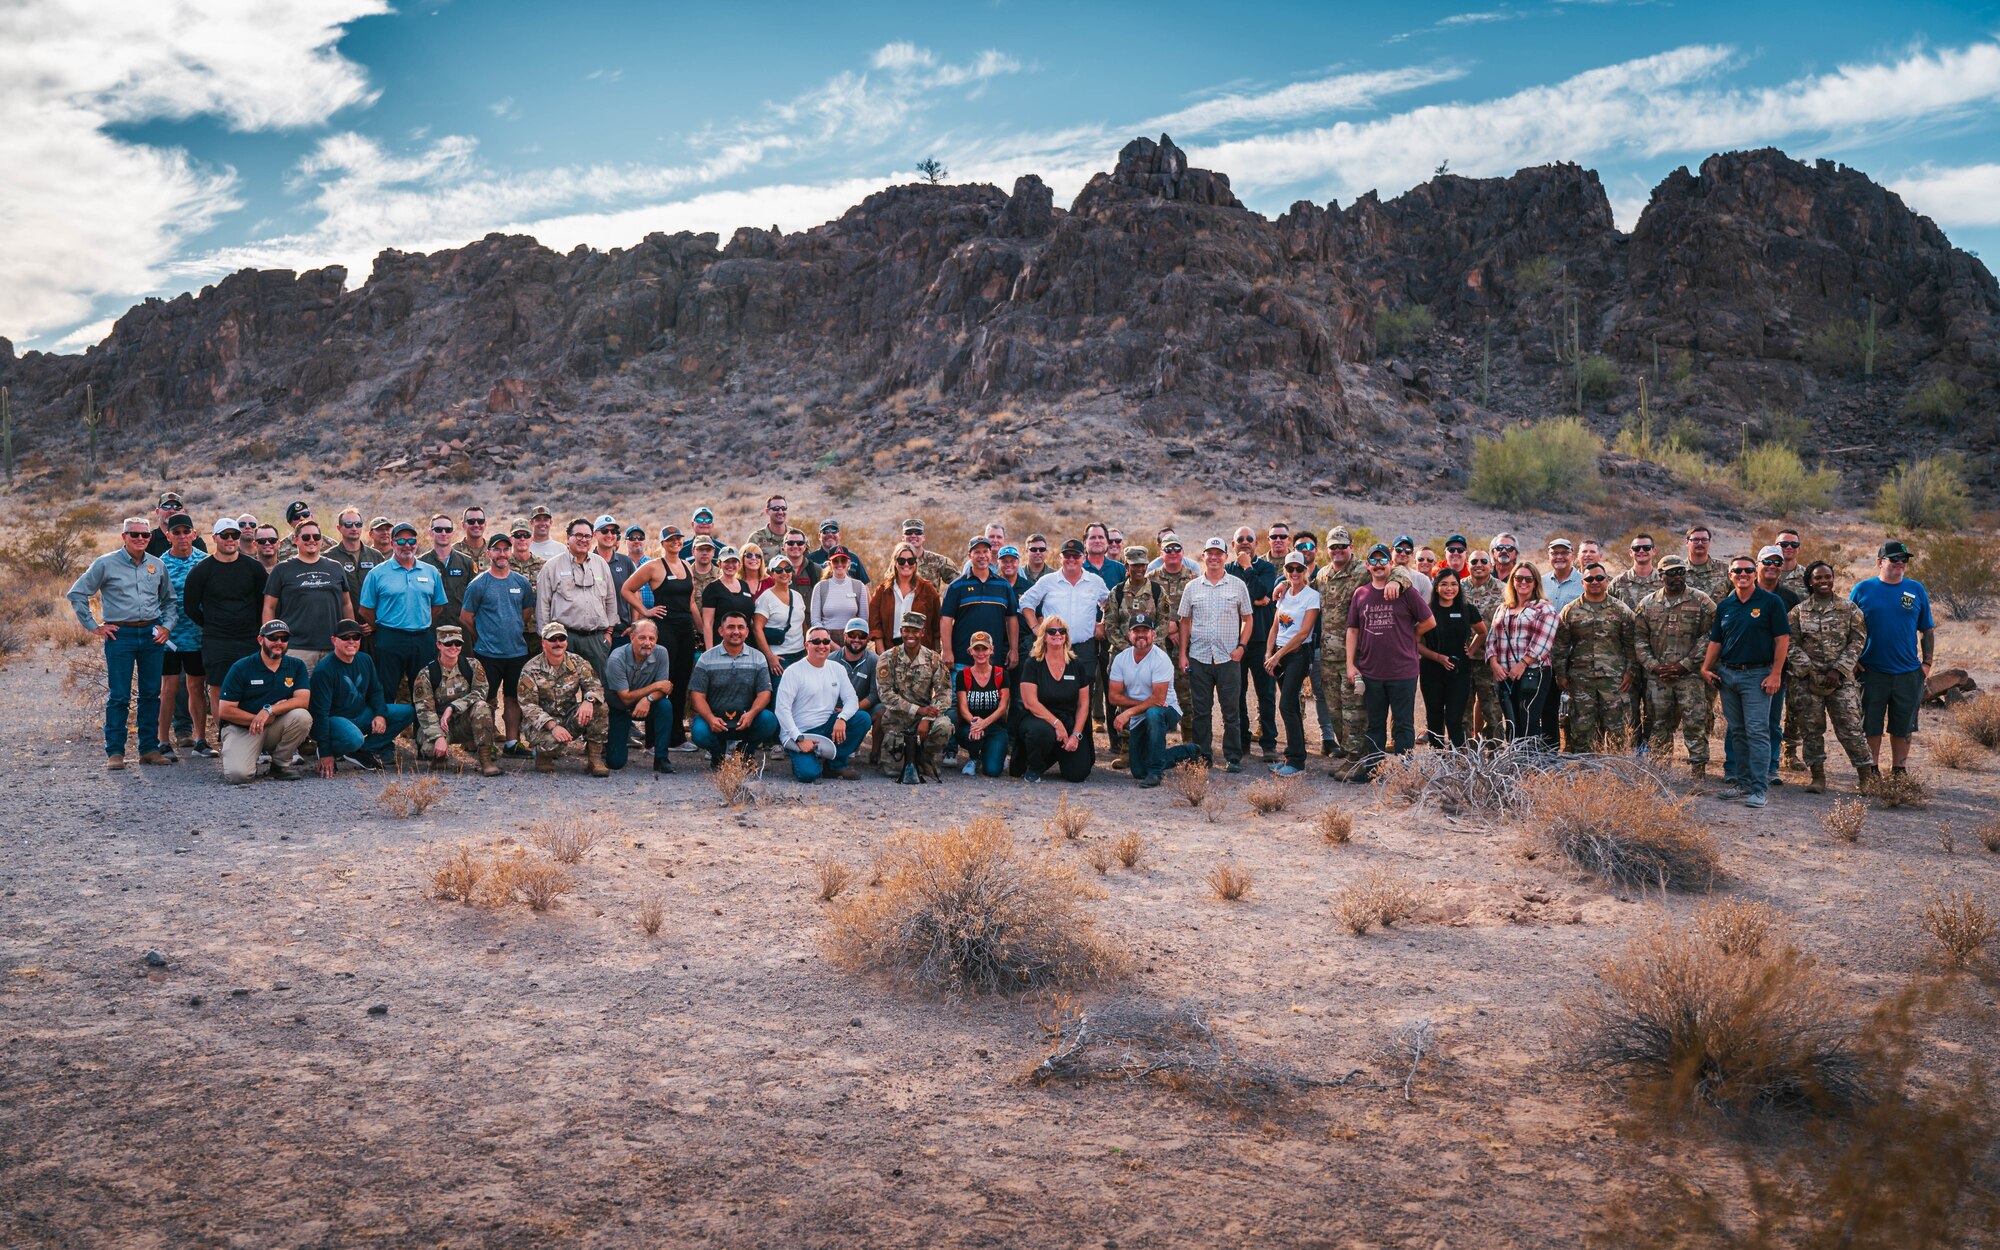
[424, 654, 483, 710]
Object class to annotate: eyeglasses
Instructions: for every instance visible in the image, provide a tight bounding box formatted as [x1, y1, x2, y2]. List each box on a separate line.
[1630, 543, 1653, 552]
[1583, 575, 1608, 584]
[1688, 536, 1711, 544]
[338, 520, 362, 529]
[1778, 541, 1800, 548]
[393, 538, 417, 547]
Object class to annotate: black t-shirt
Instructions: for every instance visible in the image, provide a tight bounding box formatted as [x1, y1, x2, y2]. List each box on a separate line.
[183, 554, 269, 642]
[701, 579, 757, 633]
[608, 553, 639, 625]
[1766, 582, 1802, 613]
[264, 558, 350, 650]
[1226, 558, 1279, 644]
[957, 664, 1006, 720]
[1425, 598, 1483, 661]
[1023, 654, 1086, 721]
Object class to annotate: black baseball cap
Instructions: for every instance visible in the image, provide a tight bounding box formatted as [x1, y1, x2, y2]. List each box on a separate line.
[1060, 538, 1086, 556]
[164, 512, 194, 531]
[1878, 540, 1914, 560]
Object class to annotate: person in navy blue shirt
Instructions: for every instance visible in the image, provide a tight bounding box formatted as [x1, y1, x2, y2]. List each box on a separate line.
[308, 619, 415, 774]
[939, 536, 1021, 672]
[1700, 555, 1791, 808]
[1849, 539, 1936, 779]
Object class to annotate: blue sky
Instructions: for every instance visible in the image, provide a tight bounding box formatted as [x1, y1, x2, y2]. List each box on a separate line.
[6, 0, 2000, 353]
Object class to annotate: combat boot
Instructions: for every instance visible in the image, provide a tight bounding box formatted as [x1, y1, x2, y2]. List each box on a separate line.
[1782, 742, 1800, 772]
[1855, 763, 1876, 794]
[478, 744, 501, 777]
[585, 742, 609, 777]
[1805, 765, 1825, 794]
[535, 750, 555, 774]
[1689, 762, 1706, 785]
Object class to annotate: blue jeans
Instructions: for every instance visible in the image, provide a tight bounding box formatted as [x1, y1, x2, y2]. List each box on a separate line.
[1724, 682, 1785, 780]
[1122, 705, 1181, 780]
[955, 719, 1010, 777]
[1718, 667, 1774, 798]
[691, 710, 780, 762]
[324, 705, 415, 755]
[103, 630, 166, 756]
[785, 709, 873, 782]
[606, 699, 671, 769]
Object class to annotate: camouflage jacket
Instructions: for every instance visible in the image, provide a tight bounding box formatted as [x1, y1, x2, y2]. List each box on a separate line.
[876, 644, 952, 716]
[1778, 564, 1809, 601]
[1554, 595, 1638, 682]
[746, 526, 786, 557]
[1682, 560, 1729, 603]
[1103, 577, 1174, 655]
[1634, 588, 1716, 671]
[1609, 567, 1662, 613]
[1462, 575, 1506, 657]
[1313, 561, 1412, 632]
[911, 551, 955, 594]
[413, 656, 492, 743]
[1151, 564, 1200, 623]
[1786, 595, 1868, 679]
[518, 653, 605, 731]
[454, 540, 491, 574]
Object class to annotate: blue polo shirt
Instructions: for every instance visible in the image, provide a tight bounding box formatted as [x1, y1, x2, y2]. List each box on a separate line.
[940, 570, 1021, 659]
[359, 558, 446, 631]
[1708, 587, 1790, 667]
[1083, 556, 1126, 593]
[1850, 576, 1934, 674]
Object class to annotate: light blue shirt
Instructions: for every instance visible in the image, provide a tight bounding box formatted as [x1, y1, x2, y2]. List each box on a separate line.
[360, 558, 446, 631]
[1543, 567, 1585, 614]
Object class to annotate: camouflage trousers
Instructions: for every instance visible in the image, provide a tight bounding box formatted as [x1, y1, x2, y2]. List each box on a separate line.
[1317, 650, 1367, 755]
[1565, 677, 1629, 753]
[1464, 658, 1506, 742]
[1644, 675, 1712, 765]
[522, 705, 609, 755]
[1788, 677, 1870, 770]
[876, 710, 953, 775]
[427, 701, 497, 756]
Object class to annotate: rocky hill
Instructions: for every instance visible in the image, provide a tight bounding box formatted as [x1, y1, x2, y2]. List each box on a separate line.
[1, 136, 1994, 498]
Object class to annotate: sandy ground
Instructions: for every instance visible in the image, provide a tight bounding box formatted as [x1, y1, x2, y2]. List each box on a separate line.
[3, 613, 1997, 1249]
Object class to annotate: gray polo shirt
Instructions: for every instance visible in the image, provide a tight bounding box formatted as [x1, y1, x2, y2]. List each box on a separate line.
[689, 645, 771, 714]
[605, 641, 672, 696]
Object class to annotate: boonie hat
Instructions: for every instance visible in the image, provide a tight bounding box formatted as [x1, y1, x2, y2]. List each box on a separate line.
[902, 518, 925, 535]
[258, 619, 291, 639]
[509, 518, 532, 535]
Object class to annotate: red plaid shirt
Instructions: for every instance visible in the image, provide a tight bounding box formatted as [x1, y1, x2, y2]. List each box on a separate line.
[1488, 600, 1558, 669]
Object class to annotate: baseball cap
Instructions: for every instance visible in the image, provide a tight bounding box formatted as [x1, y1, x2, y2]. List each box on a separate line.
[902, 518, 925, 535]
[1659, 555, 1689, 572]
[717, 544, 739, 561]
[827, 546, 854, 562]
[1128, 612, 1157, 630]
[485, 532, 512, 547]
[769, 556, 792, 573]
[819, 519, 840, 534]
[1062, 538, 1087, 555]
[211, 517, 241, 537]
[1546, 537, 1574, 551]
[332, 618, 363, 639]
[1325, 526, 1351, 546]
[594, 514, 618, 532]
[692, 506, 714, 522]
[1202, 537, 1227, 553]
[509, 518, 531, 536]
[164, 512, 194, 532]
[540, 622, 569, 640]
[900, 610, 927, 630]
[1757, 544, 1785, 563]
[967, 535, 993, 551]
[285, 501, 311, 524]
[531, 505, 553, 520]
[1283, 551, 1306, 568]
[1878, 540, 1914, 560]
[693, 535, 716, 550]
[843, 617, 870, 635]
[1445, 533, 1468, 548]
[391, 521, 419, 537]
[1367, 543, 1393, 560]
[158, 490, 185, 507]
[258, 619, 291, 639]
[367, 515, 392, 530]
[1393, 534, 1415, 549]
[625, 525, 645, 539]
[998, 544, 1020, 559]
[968, 630, 995, 649]
[1122, 544, 1147, 562]
[659, 525, 680, 541]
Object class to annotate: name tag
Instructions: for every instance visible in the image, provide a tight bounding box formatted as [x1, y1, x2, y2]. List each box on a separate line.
[416, 576, 433, 587]
[250, 678, 265, 686]
[448, 569, 464, 578]
[508, 587, 521, 596]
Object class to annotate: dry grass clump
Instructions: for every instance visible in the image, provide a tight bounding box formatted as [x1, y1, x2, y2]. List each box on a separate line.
[1526, 771, 1718, 892]
[1245, 771, 1303, 815]
[1917, 888, 1996, 968]
[1333, 866, 1427, 936]
[1824, 796, 1867, 844]
[1044, 792, 1093, 840]
[1938, 822, 1958, 855]
[377, 774, 449, 819]
[815, 856, 854, 901]
[1693, 898, 1785, 958]
[1945, 695, 2000, 750]
[1315, 805, 1354, 846]
[513, 860, 574, 912]
[1872, 771, 1932, 808]
[428, 845, 573, 912]
[821, 815, 1123, 995]
[1166, 759, 1214, 811]
[1561, 916, 1863, 1114]
[1978, 819, 2000, 854]
[1029, 998, 1350, 1109]
[1929, 732, 1983, 771]
[478, 850, 526, 908]
[713, 751, 758, 805]
[429, 845, 485, 904]
[1369, 752, 1427, 807]
[1206, 860, 1254, 902]
[1113, 830, 1145, 869]
[1085, 843, 1113, 875]
[637, 895, 664, 937]
[530, 816, 605, 865]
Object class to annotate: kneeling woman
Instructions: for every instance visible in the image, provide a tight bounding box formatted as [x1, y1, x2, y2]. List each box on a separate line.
[954, 631, 1010, 776]
[1016, 616, 1094, 782]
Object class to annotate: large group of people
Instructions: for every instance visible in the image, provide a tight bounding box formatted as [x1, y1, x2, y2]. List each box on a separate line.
[67, 491, 1940, 807]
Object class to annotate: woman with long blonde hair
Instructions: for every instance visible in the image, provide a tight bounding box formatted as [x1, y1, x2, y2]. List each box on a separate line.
[1017, 615, 1093, 782]
[1486, 561, 1557, 743]
[867, 540, 939, 652]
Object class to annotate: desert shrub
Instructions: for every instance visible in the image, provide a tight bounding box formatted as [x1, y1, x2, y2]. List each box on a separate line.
[821, 815, 1123, 995]
[1526, 771, 1719, 892]
[1902, 377, 1969, 431]
[1044, 792, 1092, 840]
[1801, 318, 1863, 374]
[1823, 796, 1867, 844]
[1918, 888, 1996, 968]
[1113, 830, 1145, 869]
[1872, 772, 1931, 809]
[1374, 303, 1434, 354]
[637, 895, 664, 936]
[1930, 733, 1982, 771]
[478, 850, 526, 908]
[815, 857, 853, 902]
[1166, 758, 1213, 810]
[1921, 532, 2000, 620]
[1946, 696, 2000, 749]
[1872, 455, 1971, 530]
[1693, 898, 1784, 958]
[1512, 255, 1557, 295]
[1244, 772, 1301, 815]
[713, 751, 758, 805]
[1468, 416, 1605, 511]
[1739, 442, 1838, 515]
[1207, 860, 1254, 902]
[514, 860, 574, 912]
[1578, 353, 1621, 401]
[1562, 918, 1863, 1114]
[1333, 866, 1426, 936]
[530, 816, 604, 865]
[1316, 805, 1354, 845]
[6, 505, 109, 579]
[1084, 844, 1113, 875]
[1977, 819, 2000, 854]
[1031, 999, 1337, 1109]
[377, 775, 448, 819]
[1938, 822, 1959, 855]
[429, 845, 485, 904]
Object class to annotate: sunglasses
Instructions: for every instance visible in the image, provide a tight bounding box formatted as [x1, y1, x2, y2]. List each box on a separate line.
[217, 530, 241, 540]
[1327, 543, 1349, 551]
[896, 557, 916, 565]
[1235, 537, 1254, 545]
[806, 637, 834, 646]
[1269, 534, 1289, 541]
[546, 639, 569, 647]
[438, 640, 463, 648]
[596, 527, 618, 534]
[1445, 546, 1466, 554]
[1778, 541, 1800, 548]
[1513, 574, 1537, 583]
[123, 530, 150, 539]
[432, 525, 454, 534]
[1493, 545, 1517, 554]
[1028, 546, 1048, 554]
[769, 505, 788, 512]
[1366, 557, 1390, 566]
[785, 539, 805, 546]
[464, 518, 485, 526]
[1046, 628, 1068, 636]
[1583, 575, 1608, 584]
[1630, 543, 1653, 551]
[264, 633, 291, 642]
[1731, 568, 1756, 576]
[1163, 545, 1182, 553]
[1887, 555, 1911, 564]
[393, 538, 418, 547]
[159, 502, 183, 512]
[1760, 558, 1784, 566]
[255, 536, 279, 544]
[338, 520, 362, 529]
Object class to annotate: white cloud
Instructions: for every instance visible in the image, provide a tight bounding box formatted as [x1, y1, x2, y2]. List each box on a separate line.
[1889, 162, 2000, 229]
[584, 67, 623, 83]
[0, 0, 384, 343]
[1142, 64, 1468, 134]
[1438, 11, 1515, 25]
[486, 96, 520, 121]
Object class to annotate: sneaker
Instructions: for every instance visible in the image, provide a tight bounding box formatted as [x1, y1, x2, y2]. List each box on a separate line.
[675, 740, 701, 753]
[174, 733, 195, 749]
[190, 740, 217, 758]
[1769, 775, 1785, 788]
[1272, 763, 1303, 777]
[503, 742, 534, 759]
[287, 752, 305, 766]
[653, 757, 675, 775]
[962, 760, 977, 776]
[629, 728, 648, 747]
[1224, 760, 1243, 774]
[342, 750, 382, 773]
[1743, 792, 1768, 808]
[1025, 771, 1043, 784]
[1139, 774, 1162, 788]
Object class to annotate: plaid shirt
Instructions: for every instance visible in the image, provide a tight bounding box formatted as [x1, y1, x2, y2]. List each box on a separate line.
[1488, 600, 1558, 669]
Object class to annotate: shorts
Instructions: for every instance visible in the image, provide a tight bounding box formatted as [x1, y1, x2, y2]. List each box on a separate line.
[162, 649, 206, 678]
[201, 638, 257, 683]
[478, 652, 528, 702]
[1860, 668, 1923, 738]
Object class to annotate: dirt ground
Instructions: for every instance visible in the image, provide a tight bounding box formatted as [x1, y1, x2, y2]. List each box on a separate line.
[5, 483, 1999, 1248]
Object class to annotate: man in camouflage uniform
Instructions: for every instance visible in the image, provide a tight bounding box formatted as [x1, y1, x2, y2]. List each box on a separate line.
[746, 495, 791, 556]
[1772, 527, 1809, 767]
[1634, 556, 1716, 777]
[1681, 525, 1728, 602]
[1785, 560, 1872, 793]
[455, 506, 493, 573]
[1610, 533, 1663, 747]
[1553, 562, 1638, 752]
[1461, 547, 1507, 742]
[1149, 533, 1199, 739]
[412, 625, 500, 775]
[1314, 526, 1412, 766]
[875, 611, 953, 777]
[1102, 544, 1173, 767]
[518, 621, 610, 776]
[900, 519, 955, 593]
[504, 519, 544, 634]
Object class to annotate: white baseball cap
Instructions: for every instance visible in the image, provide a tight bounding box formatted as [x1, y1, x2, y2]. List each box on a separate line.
[212, 517, 243, 536]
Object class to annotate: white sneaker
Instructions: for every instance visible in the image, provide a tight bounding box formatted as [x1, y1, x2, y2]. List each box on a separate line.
[257, 753, 271, 765]
[962, 760, 977, 776]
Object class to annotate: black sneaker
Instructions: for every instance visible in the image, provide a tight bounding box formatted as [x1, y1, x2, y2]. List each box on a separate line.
[653, 757, 675, 775]
[342, 750, 382, 773]
[190, 739, 217, 758]
[267, 761, 298, 781]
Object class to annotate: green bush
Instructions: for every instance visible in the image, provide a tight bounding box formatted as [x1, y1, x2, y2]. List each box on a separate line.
[1374, 304, 1435, 354]
[1579, 354, 1621, 402]
[1872, 455, 1971, 531]
[1802, 319, 1862, 374]
[1469, 417, 1605, 511]
[1513, 256, 1557, 295]
[1763, 408, 1811, 450]
[1740, 443, 1838, 515]
[1918, 530, 1998, 620]
[1902, 378, 1969, 431]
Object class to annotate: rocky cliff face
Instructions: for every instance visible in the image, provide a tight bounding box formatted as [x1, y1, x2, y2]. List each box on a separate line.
[1, 137, 1993, 493]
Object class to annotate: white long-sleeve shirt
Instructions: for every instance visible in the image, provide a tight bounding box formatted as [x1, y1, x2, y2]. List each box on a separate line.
[773, 658, 859, 747]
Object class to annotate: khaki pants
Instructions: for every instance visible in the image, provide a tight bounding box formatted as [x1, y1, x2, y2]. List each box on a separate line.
[221, 709, 312, 783]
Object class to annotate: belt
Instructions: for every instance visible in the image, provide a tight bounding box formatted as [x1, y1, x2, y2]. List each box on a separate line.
[106, 620, 158, 628]
[1723, 661, 1770, 671]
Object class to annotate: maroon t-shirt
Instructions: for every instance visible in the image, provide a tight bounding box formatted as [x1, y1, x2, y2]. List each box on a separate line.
[1346, 583, 1434, 681]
